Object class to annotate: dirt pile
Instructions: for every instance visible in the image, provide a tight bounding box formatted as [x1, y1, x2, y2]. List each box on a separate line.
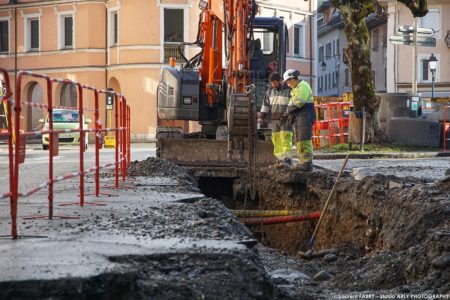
[128, 157, 197, 185]
[251, 164, 450, 296]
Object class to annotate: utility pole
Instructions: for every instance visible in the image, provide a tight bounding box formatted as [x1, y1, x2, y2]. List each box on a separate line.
[412, 18, 418, 94]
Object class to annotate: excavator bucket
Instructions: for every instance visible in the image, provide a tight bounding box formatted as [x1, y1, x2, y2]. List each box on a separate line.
[157, 138, 276, 167]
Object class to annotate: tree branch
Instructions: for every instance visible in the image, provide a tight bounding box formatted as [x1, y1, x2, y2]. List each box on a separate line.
[397, 0, 428, 17]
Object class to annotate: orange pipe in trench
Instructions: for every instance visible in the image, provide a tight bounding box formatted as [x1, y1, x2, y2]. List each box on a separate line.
[239, 211, 321, 225]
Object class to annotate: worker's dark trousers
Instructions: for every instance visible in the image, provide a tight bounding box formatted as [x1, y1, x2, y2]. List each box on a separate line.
[293, 106, 316, 163]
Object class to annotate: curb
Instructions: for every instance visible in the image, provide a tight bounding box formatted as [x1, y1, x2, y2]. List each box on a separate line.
[314, 152, 450, 160]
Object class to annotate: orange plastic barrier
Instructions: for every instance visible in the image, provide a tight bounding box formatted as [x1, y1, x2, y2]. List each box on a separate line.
[6, 70, 131, 239]
[444, 106, 450, 151]
[313, 102, 352, 149]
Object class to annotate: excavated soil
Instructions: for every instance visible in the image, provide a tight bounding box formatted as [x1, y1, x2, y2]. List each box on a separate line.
[128, 157, 197, 185]
[129, 157, 449, 297]
[4, 157, 447, 299]
[244, 164, 450, 297]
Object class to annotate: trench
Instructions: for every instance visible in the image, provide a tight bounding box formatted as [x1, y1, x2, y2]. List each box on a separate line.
[196, 168, 330, 255]
[195, 164, 450, 292]
[194, 166, 449, 257]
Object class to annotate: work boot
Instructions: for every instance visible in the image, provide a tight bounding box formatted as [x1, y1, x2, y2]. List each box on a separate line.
[296, 161, 313, 172]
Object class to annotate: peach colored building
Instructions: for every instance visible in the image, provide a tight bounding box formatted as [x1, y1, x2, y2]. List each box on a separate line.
[0, 0, 317, 141]
[384, 0, 450, 97]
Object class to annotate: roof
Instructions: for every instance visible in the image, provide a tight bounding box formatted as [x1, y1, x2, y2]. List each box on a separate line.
[318, 11, 387, 37]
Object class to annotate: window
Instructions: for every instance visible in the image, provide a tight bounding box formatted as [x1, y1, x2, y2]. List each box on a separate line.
[372, 28, 379, 51]
[109, 10, 118, 46]
[372, 69, 376, 87]
[27, 18, 39, 51]
[384, 67, 387, 89]
[326, 42, 331, 59]
[164, 9, 184, 62]
[421, 59, 430, 82]
[419, 55, 440, 83]
[328, 74, 332, 90]
[336, 39, 340, 56]
[60, 83, 77, 108]
[293, 24, 305, 57]
[61, 15, 73, 48]
[318, 76, 322, 93]
[253, 30, 275, 55]
[332, 40, 336, 56]
[0, 19, 9, 53]
[344, 68, 350, 87]
[333, 71, 338, 89]
[420, 8, 440, 34]
[319, 46, 324, 62]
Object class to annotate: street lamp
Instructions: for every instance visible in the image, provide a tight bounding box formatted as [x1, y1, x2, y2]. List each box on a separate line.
[429, 54, 437, 99]
[320, 61, 327, 71]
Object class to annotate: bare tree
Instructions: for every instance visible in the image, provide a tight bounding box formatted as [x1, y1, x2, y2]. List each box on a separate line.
[329, 0, 428, 142]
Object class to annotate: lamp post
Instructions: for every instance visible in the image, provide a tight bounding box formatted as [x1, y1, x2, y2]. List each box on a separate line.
[428, 54, 437, 99]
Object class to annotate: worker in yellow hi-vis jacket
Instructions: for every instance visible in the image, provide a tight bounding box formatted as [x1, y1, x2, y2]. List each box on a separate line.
[257, 72, 292, 162]
[282, 69, 316, 172]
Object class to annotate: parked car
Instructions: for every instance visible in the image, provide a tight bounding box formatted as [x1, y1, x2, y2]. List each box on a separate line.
[40, 109, 91, 150]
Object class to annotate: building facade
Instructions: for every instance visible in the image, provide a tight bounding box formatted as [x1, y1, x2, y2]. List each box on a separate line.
[256, 0, 318, 93]
[0, 0, 317, 140]
[383, 0, 450, 97]
[316, 1, 387, 97]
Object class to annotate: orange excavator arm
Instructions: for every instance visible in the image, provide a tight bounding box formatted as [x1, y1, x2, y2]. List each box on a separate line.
[199, 0, 255, 106]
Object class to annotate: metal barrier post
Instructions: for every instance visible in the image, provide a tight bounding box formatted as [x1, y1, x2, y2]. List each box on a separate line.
[127, 105, 131, 165]
[114, 94, 119, 188]
[88, 89, 118, 197]
[47, 77, 55, 219]
[0, 69, 15, 238]
[444, 106, 449, 151]
[121, 97, 127, 181]
[77, 83, 85, 206]
[12, 72, 22, 238]
[79, 84, 111, 203]
[94, 89, 100, 197]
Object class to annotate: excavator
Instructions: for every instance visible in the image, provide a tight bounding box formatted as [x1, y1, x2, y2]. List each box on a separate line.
[157, 0, 287, 177]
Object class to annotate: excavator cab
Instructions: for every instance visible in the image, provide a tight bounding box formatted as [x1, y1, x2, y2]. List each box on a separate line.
[250, 17, 287, 110]
[158, 17, 286, 125]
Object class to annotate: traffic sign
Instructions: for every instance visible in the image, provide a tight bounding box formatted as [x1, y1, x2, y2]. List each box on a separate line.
[398, 26, 434, 35]
[389, 35, 436, 47]
[106, 93, 114, 110]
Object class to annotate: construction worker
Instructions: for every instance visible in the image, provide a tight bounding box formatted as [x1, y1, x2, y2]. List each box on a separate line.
[257, 72, 292, 162]
[282, 69, 316, 172]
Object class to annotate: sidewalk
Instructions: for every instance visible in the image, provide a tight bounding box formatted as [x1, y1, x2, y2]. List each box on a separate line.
[0, 169, 280, 299]
[314, 151, 450, 159]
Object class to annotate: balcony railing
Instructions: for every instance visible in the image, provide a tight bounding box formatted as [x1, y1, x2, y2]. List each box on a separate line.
[164, 43, 185, 63]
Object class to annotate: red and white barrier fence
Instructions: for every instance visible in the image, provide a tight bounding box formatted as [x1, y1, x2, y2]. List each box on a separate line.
[0, 68, 14, 238]
[444, 106, 450, 152]
[3, 70, 131, 239]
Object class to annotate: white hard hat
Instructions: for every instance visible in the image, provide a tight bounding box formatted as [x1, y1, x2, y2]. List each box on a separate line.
[283, 69, 300, 81]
